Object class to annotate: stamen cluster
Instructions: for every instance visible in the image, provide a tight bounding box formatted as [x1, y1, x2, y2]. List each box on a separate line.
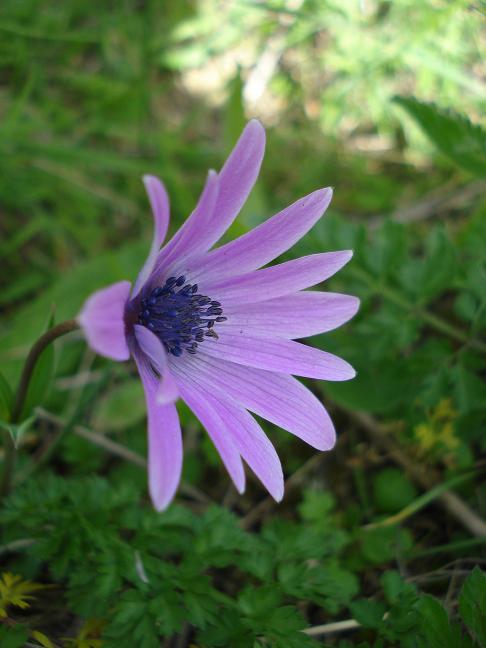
[139, 275, 226, 357]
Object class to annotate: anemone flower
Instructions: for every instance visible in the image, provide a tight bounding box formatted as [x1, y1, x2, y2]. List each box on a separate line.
[78, 120, 358, 510]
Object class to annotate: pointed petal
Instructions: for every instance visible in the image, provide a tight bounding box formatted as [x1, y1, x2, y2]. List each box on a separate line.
[134, 350, 182, 511]
[134, 325, 179, 404]
[171, 354, 336, 451]
[132, 176, 170, 297]
[200, 332, 356, 381]
[77, 280, 131, 361]
[150, 170, 220, 280]
[199, 119, 265, 253]
[200, 251, 353, 307]
[223, 292, 360, 339]
[176, 377, 245, 493]
[187, 188, 333, 281]
[212, 399, 284, 501]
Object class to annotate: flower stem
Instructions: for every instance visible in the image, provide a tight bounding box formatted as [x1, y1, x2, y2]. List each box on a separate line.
[0, 319, 79, 498]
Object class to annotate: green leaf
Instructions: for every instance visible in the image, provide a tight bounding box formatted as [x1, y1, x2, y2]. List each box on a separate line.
[93, 378, 146, 431]
[360, 527, 413, 565]
[394, 97, 486, 177]
[459, 567, 486, 646]
[298, 490, 335, 524]
[324, 361, 414, 414]
[0, 625, 29, 648]
[20, 311, 57, 420]
[381, 571, 409, 605]
[416, 595, 474, 648]
[350, 599, 386, 630]
[420, 227, 457, 301]
[372, 468, 418, 513]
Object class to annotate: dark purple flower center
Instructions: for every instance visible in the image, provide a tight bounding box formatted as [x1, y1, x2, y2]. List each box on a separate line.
[138, 275, 227, 357]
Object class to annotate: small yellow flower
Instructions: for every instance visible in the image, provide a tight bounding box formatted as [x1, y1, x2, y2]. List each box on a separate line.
[0, 572, 47, 618]
[414, 399, 459, 463]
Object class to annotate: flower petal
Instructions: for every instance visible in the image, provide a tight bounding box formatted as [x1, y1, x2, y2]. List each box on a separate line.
[211, 398, 284, 501]
[176, 378, 246, 493]
[134, 350, 182, 511]
[134, 325, 178, 404]
[132, 175, 170, 297]
[222, 292, 360, 339]
[187, 188, 333, 281]
[155, 119, 265, 273]
[77, 280, 131, 361]
[171, 354, 336, 451]
[200, 119, 265, 253]
[200, 331, 356, 381]
[200, 251, 353, 307]
[151, 170, 220, 281]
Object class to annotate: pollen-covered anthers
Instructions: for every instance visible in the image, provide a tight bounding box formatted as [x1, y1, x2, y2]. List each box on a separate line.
[138, 275, 227, 357]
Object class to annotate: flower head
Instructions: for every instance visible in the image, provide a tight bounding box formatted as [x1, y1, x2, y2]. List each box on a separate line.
[78, 121, 359, 510]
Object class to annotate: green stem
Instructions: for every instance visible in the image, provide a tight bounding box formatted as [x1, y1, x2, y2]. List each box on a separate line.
[408, 536, 486, 560]
[364, 471, 478, 530]
[0, 319, 79, 499]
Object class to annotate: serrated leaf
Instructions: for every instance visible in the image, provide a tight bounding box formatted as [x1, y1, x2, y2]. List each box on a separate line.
[459, 567, 486, 646]
[394, 97, 486, 177]
[417, 594, 474, 648]
[350, 599, 386, 630]
[360, 527, 413, 565]
[420, 227, 456, 300]
[381, 571, 408, 605]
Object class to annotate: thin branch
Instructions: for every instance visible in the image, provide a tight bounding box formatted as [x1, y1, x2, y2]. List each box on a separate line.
[0, 538, 35, 557]
[303, 619, 360, 636]
[344, 408, 486, 538]
[240, 453, 324, 529]
[370, 180, 486, 227]
[35, 408, 211, 505]
[11, 320, 79, 423]
[1, 320, 79, 500]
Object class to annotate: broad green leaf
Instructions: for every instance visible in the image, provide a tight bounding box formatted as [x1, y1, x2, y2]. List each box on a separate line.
[372, 468, 418, 513]
[360, 527, 413, 565]
[459, 567, 486, 646]
[93, 378, 146, 431]
[417, 594, 474, 648]
[394, 97, 486, 177]
[350, 599, 386, 630]
[324, 361, 414, 414]
[0, 624, 29, 648]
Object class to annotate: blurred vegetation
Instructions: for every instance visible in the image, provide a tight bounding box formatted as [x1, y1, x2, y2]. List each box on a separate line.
[1, 0, 485, 646]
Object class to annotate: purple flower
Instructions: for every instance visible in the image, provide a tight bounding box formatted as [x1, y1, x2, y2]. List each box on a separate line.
[78, 121, 358, 510]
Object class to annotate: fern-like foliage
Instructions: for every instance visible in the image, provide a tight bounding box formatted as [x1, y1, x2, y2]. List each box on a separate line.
[395, 96, 486, 177]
